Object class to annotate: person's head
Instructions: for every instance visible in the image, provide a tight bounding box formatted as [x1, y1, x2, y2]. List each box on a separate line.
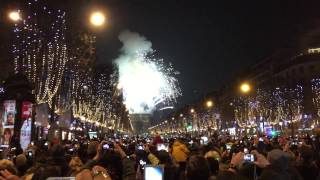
[238, 161, 255, 180]
[15, 154, 27, 168]
[157, 150, 171, 165]
[69, 156, 83, 171]
[49, 144, 65, 158]
[0, 159, 17, 175]
[7, 113, 14, 124]
[186, 155, 210, 180]
[3, 128, 12, 141]
[298, 145, 313, 163]
[205, 150, 221, 162]
[206, 157, 219, 176]
[267, 149, 290, 170]
[87, 141, 99, 159]
[99, 150, 122, 180]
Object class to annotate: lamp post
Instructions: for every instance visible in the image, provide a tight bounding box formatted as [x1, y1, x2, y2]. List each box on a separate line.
[205, 100, 214, 136]
[239, 82, 253, 134]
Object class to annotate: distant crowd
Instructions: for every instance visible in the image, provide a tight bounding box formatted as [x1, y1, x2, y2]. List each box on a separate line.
[0, 132, 319, 180]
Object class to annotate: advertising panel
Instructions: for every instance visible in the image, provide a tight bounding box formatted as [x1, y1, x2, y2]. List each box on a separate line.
[20, 101, 32, 150]
[1, 100, 16, 147]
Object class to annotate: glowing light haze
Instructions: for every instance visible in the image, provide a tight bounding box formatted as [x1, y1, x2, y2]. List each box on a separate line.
[115, 30, 181, 114]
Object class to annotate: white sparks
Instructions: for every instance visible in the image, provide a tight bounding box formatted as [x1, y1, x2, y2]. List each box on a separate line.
[115, 30, 181, 114]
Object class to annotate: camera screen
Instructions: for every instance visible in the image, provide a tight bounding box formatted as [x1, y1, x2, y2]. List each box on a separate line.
[138, 145, 144, 150]
[226, 144, 231, 150]
[28, 151, 33, 157]
[103, 144, 110, 150]
[244, 154, 254, 162]
[145, 166, 163, 180]
[157, 144, 168, 152]
[200, 137, 208, 145]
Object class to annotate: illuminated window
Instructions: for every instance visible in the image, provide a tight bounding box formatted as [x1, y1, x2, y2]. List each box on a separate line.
[308, 48, 320, 54]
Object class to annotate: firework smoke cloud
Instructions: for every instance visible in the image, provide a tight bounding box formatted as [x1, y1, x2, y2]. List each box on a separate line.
[115, 30, 181, 114]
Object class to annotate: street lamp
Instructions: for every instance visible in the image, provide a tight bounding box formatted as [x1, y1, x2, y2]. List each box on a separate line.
[190, 108, 195, 113]
[8, 10, 21, 22]
[206, 100, 213, 108]
[90, 11, 106, 27]
[240, 82, 251, 94]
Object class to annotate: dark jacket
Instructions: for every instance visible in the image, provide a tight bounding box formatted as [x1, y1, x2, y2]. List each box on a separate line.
[122, 158, 136, 180]
[296, 162, 319, 180]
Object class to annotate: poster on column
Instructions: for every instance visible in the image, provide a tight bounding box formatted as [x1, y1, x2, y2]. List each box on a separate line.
[1, 100, 16, 148]
[20, 101, 32, 150]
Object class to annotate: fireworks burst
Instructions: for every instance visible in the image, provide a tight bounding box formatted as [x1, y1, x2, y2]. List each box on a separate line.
[115, 30, 181, 114]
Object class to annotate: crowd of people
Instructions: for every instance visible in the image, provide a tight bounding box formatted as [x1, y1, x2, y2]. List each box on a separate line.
[0, 132, 319, 180]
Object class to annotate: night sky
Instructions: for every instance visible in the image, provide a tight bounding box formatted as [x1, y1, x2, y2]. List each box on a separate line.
[1, 0, 320, 110]
[94, 0, 320, 108]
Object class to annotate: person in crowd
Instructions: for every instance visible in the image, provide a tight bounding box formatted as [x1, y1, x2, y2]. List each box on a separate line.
[0, 159, 18, 175]
[185, 155, 210, 180]
[144, 143, 179, 180]
[171, 139, 189, 168]
[31, 144, 70, 179]
[0, 132, 319, 180]
[14, 154, 28, 177]
[295, 145, 319, 180]
[78, 141, 136, 180]
[87, 141, 100, 162]
[153, 133, 163, 145]
[68, 156, 84, 176]
[260, 149, 301, 180]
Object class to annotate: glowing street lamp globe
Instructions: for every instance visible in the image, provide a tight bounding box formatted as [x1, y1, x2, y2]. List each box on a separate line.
[8, 11, 21, 22]
[240, 82, 251, 94]
[206, 100, 213, 108]
[90, 11, 106, 26]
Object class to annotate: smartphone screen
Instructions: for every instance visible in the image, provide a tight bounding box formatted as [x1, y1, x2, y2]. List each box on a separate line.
[201, 136, 208, 145]
[138, 145, 144, 150]
[157, 144, 168, 152]
[145, 166, 163, 180]
[27, 151, 33, 158]
[103, 144, 109, 150]
[139, 160, 147, 169]
[226, 144, 231, 150]
[244, 154, 254, 162]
